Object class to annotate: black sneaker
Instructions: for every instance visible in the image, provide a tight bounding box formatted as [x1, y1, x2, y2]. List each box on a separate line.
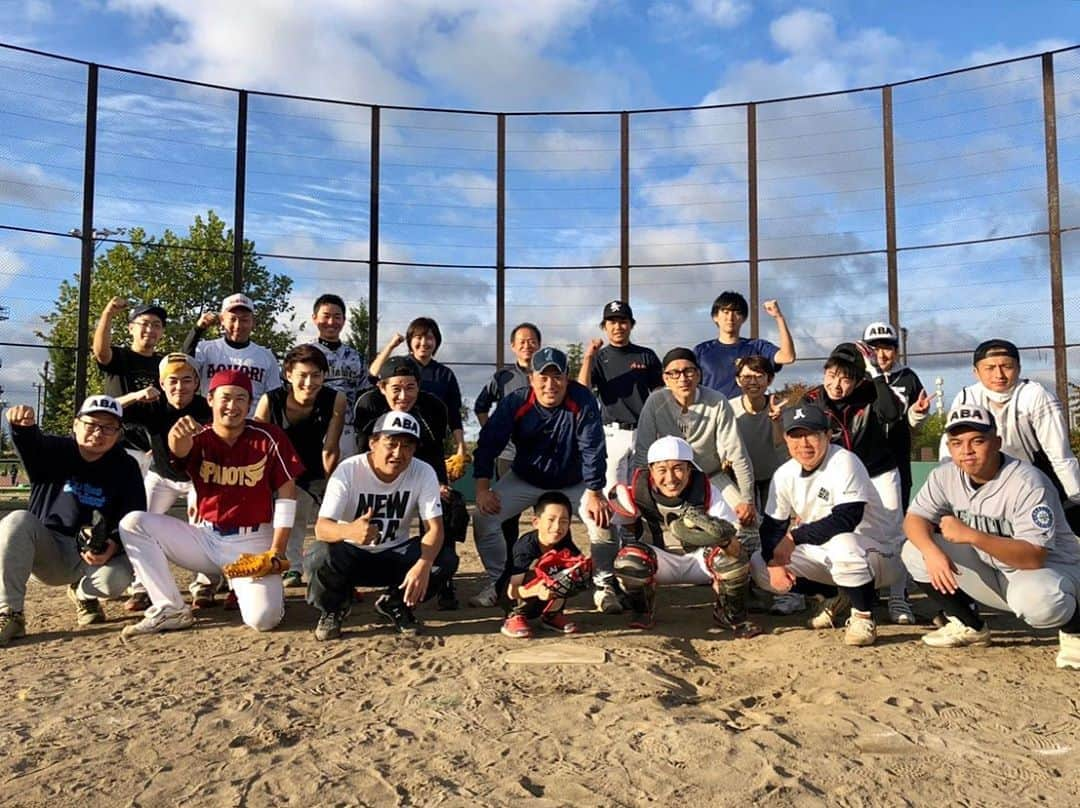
[314, 609, 348, 642]
[374, 594, 422, 636]
[437, 578, 459, 611]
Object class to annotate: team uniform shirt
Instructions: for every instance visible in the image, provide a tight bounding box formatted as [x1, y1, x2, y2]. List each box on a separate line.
[626, 467, 739, 547]
[264, 386, 338, 488]
[474, 363, 530, 418]
[186, 332, 282, 416]
[729, 396, 788, 483]
[179, 421, 303, 529]
[353, 390, 450, 484]
[588, 343, 663, 427]
[10, 424, 146, 539]
[310, 339, 369, 425]
[763, 445, 891, 559]
[944, 381, 1080, 506]
[473, 381, 607, 491]
[97, 345, 163, 450]
[412, 358, 465, 433]
[127, 395, 212, 481]
[319, 454, 442, 544]
[694, 337, 781, 399]
[910, 452, 1080, 571]
[509, 530, 582, 577]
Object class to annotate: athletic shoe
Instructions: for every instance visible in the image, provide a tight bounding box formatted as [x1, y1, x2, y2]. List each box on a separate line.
[223, 590, 239, 611]
[500, 614, 533, 638]
[770, 592, 806, 615]
[468, 582, 498, 608]
[67, 584, 105, 627]
[191, 584, 217, 610]
[888, 594, 916, 625]
[121, 606, 194, 639]
[124, 591, 151, 613]
[281, 570, 303, 588]
[437, 579, 460, 611]
[314, 609, 348, 642]
[0, 611, 26, 646]
[594, 585, 624, 615]
[1056, 631, 1080, 670]
[808, 593, 851, 629]
[921, 616, 991, 648]
[374, 594, 422, 636]
[540, 611, 578, 634]
[843, 611, 877, 646]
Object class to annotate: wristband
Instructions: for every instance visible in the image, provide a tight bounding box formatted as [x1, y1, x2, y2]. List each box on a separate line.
[273, 498, 297, 530]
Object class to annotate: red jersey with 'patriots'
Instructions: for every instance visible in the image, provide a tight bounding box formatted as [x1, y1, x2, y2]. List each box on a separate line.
[181, 421, 304, 528]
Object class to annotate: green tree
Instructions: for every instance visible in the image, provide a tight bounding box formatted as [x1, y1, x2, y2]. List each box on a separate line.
[911, 411, 946, 460]
[565, 341, 584, 380]
[346, 300, 370, 359]
[38, 211, 296, 432]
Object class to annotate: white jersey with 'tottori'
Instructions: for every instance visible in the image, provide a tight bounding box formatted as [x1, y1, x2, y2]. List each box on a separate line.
[194, 338, 282, 416]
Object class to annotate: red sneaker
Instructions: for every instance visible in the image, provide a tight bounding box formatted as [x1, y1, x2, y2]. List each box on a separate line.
[223, 590, 239, 611]
[540, 611, 578, 634]
[500, 614, 533, 638]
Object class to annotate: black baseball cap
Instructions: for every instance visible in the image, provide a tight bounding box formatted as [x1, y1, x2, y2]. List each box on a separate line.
[945, 404, 996, 434]
[129, 303, 167, 324]
[661, 347, 698, 368]
[973, 339, 1020, 365]
[782, 404, 830, 434]
[379, 356, 421, 381]
[530, 346, 568, 374]
[602, 300, 634, 322]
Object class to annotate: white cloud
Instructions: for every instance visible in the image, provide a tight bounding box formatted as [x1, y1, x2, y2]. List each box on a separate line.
[769, 8, 835, 55]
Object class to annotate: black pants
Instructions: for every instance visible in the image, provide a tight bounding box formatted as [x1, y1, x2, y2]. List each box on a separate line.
[305, 537, 459, 613]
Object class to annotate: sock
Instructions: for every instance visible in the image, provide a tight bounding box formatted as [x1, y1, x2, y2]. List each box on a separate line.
[839, 581, 877, 614]
[913, 580, 984, 629]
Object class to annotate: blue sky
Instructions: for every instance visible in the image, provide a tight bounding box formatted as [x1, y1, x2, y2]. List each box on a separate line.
[2, 0, 1079, 413]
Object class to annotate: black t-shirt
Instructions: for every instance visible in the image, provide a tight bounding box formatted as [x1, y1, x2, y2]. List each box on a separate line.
[98, 345, 163, 449]
[11, 424, 147, 540]
[353, 390, 450, 484]
[127, 395, 212, 481]
[417, 359, 464, 432]
[509, 529, 582, 576]
[589, 342, 663, 427]
[265, 386, 338, 487]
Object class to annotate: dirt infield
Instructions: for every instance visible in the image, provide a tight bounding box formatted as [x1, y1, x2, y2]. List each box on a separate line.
[1, 517, 1078, 807]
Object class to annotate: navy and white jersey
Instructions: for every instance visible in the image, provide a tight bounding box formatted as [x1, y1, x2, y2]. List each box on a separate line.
[310, 339, 369, 424]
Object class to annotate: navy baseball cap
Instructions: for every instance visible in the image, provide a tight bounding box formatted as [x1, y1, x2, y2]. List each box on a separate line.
[782, 404, 830, 434]
[602, 300, 634, 322]
[945, 404, 996, 434]
[129, 303, 167, 324]
[530, 346, 568, 374]
[973, 339, 1020, 365]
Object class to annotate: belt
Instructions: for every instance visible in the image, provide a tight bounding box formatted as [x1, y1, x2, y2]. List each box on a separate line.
[605, 422, 636, 431]
[203, 522, 261, 537]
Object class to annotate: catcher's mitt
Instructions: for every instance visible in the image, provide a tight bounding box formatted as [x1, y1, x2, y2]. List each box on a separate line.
[445, 453, 471, 482]
[669, 507, 737, 550]
[533, 548, 593, 599]
[222, 551, 290, 579]
[442, 489, 470, 543]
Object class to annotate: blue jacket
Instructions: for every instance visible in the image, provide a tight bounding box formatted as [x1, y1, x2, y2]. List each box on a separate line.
[473, 381, 607, 491]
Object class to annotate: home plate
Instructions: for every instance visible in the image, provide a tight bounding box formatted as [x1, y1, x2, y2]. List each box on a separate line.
[504, 644, 607, 665]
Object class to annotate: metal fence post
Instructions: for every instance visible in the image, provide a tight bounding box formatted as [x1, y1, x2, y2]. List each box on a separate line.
[747, 103, 759, 338]
[1042, 53, 1067, 403]
[368, 105, 380, 359]
[620, 111, 630, 302]
[496, 113, 506, 368]
[232, 89, 248, 294]
[74, 63, 99, 408]
[883, 85, 899, 329]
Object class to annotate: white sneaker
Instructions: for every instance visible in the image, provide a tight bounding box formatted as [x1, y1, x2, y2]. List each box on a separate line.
[888, 594, 916, 625]
[922, 616, 991, 648]
[770, 592, 806, 615]
[1056, 631, 1080, 670]
[467, 582, 498, 608]
[808, 593, 850, 629]
[843, 611, 877, 646]
[121, 606, 194, 639]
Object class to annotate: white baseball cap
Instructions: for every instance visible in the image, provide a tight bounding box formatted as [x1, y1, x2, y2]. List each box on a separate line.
[945, 404, 996, 434]
[646, 435, 700, 468]
[77, 395, 123, 420]
[863, 321, 898, 345]
[221, 293, 255, 313]
[372, 411, 421, 440]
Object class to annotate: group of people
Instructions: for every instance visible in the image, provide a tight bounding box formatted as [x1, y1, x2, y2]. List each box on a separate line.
[1, 288, 1079, 671]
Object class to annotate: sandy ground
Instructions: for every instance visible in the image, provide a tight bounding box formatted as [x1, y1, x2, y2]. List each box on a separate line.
[1, 513, 1079, 807]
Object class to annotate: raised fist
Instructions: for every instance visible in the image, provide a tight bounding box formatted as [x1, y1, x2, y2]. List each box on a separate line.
[105, 297, 129, 317]
[140, 386, 161, 403]
[387, 332, 406, 350]
[587, 338, 604, 354]
[763, 299, 783, 318]
[197, 312, 218, 329]
[4, 405, 35, 428]
[171, 415, 202, 440]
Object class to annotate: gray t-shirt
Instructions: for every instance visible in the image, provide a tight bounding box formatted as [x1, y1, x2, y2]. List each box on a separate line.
[729, 396, 788, 482]
[910, 453, 1080, 571]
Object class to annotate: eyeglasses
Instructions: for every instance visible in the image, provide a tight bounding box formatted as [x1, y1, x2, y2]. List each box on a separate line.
[77, 418, 122, 436]
[130, 319, 163, 331]
[663, 368, 699, 379]
[736, 374, 767, 384]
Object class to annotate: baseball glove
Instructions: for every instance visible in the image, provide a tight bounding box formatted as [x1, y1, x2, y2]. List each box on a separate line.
[222, 551, 290, 579]
[445, 453, 471, 482]
[533, 548, 594, 600]
[669, 506, 737, 549]
[442, 488, 470, 543]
